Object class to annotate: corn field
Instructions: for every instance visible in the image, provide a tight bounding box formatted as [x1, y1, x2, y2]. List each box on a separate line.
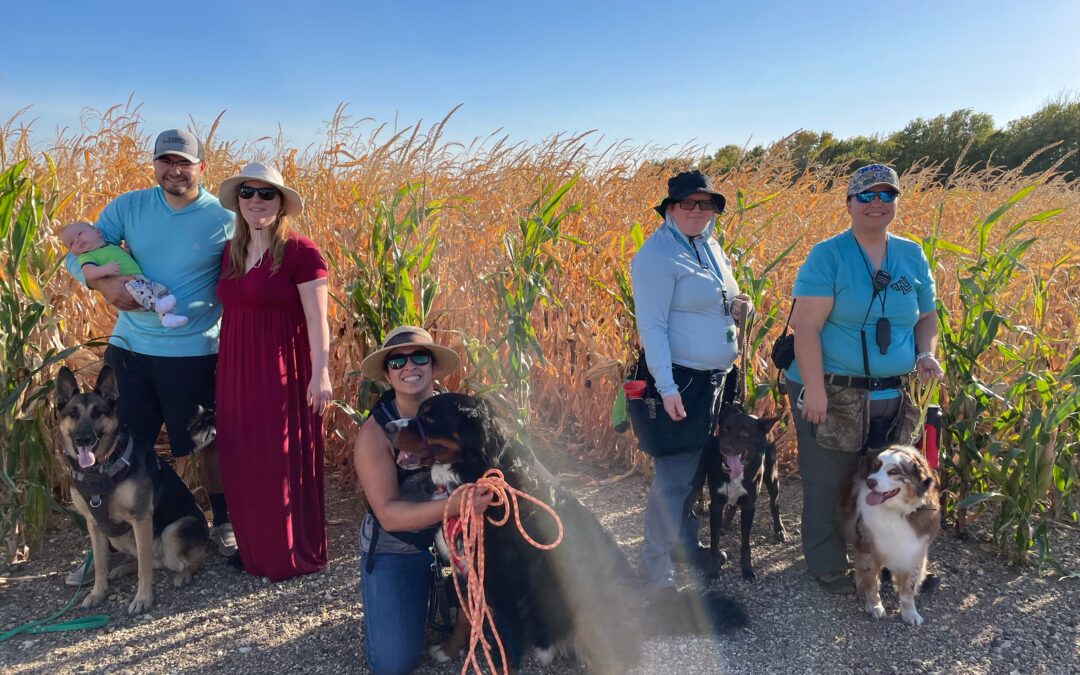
[1, 102, 1077, 566]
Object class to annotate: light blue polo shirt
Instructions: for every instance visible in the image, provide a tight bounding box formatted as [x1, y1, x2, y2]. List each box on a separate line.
[65, 186, 234, 357]
[785, 230, 936, 399]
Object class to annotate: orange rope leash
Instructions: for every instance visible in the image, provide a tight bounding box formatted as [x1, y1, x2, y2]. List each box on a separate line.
[442, 468, 564, 675]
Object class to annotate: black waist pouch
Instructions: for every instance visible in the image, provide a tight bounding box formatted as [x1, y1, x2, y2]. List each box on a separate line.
[627, 350, 726, 458]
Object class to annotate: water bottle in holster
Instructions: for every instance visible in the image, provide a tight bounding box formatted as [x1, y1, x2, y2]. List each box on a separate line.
[922, 404, 942, 469]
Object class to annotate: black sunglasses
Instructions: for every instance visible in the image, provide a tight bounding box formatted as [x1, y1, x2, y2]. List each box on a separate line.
[237, 185, 280, 201]
[385, 351, 433, 370]
[676, 199, 717, 212]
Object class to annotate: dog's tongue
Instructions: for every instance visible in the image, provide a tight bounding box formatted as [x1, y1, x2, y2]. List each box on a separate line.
[865, 491, 887, 506]
[77, 446, 96, 469]
[724, 454, 743, 480]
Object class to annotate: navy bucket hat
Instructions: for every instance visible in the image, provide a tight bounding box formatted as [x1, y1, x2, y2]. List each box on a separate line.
[653, 170, 727, 217]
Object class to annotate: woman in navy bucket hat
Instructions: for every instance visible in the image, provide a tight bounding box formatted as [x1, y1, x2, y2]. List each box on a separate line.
[629, 170, 751, 590]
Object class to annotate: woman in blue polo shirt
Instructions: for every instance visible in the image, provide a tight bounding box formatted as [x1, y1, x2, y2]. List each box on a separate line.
[785, 164, 943, 594]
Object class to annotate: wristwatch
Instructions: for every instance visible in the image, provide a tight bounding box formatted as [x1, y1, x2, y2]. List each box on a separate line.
[916, 352, 936, 362]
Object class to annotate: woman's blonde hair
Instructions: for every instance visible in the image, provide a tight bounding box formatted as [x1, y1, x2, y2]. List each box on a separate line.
[224, 208, 290, 278]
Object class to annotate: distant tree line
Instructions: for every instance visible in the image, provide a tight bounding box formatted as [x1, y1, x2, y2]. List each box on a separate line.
[703, 94, 1080, 180]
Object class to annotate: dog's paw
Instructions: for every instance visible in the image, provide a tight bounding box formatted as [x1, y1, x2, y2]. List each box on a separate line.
[901, 607, 924, 627]
[534, 646, 556, 666]
[128, 592, 154, 615]
[173, 570, 194, 588]
[865, 602, 886, 620]
[428, 645, 455, 663]
[81, 590, 106, 608]
[108, 561, 136, 580]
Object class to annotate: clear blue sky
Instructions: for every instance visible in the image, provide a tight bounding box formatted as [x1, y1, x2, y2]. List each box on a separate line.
[2, 0, 1078, 154]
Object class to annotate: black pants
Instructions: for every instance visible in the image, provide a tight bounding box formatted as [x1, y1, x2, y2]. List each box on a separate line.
[104, 345, 217, 458]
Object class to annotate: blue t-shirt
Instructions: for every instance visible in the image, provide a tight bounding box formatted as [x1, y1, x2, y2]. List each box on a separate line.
[785, 230, 936, 399]
[65, 186, 234, 357]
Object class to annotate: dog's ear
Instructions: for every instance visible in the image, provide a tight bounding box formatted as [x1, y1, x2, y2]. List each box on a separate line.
[757, 415, 781, 436]
[56, 366, 80, 410]
[94, 365, 119, 406]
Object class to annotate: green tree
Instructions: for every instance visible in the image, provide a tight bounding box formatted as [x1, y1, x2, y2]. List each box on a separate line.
[996, 94, 1080, 178]
[888, 109, 996, 175]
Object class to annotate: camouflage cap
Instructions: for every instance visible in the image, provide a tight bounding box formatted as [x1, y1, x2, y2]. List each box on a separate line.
[847, 164, 901, 196]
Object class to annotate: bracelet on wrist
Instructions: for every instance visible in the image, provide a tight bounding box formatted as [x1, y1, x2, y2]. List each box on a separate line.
[916, 351, 935, 362]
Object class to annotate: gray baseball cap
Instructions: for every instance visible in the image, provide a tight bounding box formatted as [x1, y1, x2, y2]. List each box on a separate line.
[153, 129, 203, 163]
[847, 164, 900, 196]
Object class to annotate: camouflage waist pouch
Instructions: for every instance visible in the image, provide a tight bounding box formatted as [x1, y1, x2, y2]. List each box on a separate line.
[813, 382, 870, 452]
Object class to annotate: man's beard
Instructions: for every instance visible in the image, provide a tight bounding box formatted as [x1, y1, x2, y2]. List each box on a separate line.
[162, 179, 195, 196]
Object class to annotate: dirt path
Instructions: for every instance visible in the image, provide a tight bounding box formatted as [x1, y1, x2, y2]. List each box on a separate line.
[2, 455, 1077, 674]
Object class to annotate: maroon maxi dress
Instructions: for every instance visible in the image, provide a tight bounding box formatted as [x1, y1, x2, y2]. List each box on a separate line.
[216, 234, 328, 581]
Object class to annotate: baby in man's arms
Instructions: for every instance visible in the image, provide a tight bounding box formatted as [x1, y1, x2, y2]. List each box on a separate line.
[61, 221, 188, 328]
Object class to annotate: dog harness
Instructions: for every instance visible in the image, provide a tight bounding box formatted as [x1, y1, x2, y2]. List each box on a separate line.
[65, 432, 136, 537]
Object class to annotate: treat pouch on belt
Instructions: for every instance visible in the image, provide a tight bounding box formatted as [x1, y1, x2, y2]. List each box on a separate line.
[626, 350, 726, 457]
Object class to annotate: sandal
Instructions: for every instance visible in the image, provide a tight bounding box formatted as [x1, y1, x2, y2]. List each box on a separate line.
[814, 572, 855, 595]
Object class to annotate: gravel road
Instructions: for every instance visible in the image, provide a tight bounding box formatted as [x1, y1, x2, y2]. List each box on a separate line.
[2, 455, 1077, 675]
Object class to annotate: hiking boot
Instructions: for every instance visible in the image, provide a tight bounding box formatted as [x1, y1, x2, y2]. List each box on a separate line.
[814, 572, 855, 596]
[211, 523, 237, 556]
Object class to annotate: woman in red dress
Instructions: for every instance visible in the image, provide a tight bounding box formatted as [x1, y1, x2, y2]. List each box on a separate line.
[215, 162, 332, 581]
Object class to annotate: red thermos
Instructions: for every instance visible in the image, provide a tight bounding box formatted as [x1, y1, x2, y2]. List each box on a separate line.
[922, 405, 942, 469]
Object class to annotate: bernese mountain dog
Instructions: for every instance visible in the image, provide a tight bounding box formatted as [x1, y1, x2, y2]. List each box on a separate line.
[393, 393, 747, 673]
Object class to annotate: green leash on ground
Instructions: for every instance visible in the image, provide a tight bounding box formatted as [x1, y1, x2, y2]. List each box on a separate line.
[0, 551, 110, 642]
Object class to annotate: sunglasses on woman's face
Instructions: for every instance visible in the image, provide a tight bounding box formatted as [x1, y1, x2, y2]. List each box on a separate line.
[853, 190, 898, 204]
[385, 351, 433, 370]
[237, 185, 280, 201]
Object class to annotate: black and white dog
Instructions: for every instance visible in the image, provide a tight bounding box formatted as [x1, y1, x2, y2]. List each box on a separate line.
[393, 393, 747, 674]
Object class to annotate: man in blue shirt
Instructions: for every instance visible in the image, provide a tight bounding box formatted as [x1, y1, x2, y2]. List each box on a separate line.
[64, 130, 237, 581]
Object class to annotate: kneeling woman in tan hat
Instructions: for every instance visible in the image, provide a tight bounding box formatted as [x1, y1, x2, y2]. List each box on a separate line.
[215, 162, 332, 581]
[354, 326, 493, 674]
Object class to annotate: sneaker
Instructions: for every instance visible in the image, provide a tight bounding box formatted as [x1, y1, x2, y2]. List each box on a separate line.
[211, 523, 237, 556]
[65, 558, 95, 587]
[65, 551, 127, 586]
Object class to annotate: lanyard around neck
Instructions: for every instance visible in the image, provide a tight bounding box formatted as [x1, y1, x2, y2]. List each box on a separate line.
[665, 221, 730, 313]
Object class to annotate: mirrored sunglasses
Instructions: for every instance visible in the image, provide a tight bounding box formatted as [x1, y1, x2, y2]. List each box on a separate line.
[853, 190, 898, 204]
[677, 199, 717, 212]
[385, 351, 432, 370]
[237, 185, 280, 201]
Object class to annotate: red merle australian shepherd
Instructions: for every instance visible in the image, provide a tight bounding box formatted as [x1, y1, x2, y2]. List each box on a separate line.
[841, 444, 940, 626]
[393, 393, 747, 674]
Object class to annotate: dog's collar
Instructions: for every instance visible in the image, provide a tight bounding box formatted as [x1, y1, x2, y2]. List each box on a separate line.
[66, 432, 135, 490]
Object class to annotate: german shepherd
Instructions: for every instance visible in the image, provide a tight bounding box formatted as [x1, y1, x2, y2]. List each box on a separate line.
[55, 365, 208, 614]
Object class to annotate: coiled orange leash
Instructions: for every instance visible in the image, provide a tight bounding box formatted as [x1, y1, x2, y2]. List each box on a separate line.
[442, 467, 564, 675]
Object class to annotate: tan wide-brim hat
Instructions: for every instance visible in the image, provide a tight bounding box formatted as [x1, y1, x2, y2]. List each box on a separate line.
[359, 325, 461, 382]
[218, 162, 304, 217]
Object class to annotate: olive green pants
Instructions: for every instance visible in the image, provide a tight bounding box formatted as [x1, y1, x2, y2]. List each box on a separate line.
[786, 381, 900, 578]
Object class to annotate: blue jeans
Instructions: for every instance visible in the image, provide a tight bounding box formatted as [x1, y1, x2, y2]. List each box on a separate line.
[640, 449, 704, 587]
[359, 548, 434, 675]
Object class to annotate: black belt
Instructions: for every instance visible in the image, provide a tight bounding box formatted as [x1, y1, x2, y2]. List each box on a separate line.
[823, 373, 903, 391]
